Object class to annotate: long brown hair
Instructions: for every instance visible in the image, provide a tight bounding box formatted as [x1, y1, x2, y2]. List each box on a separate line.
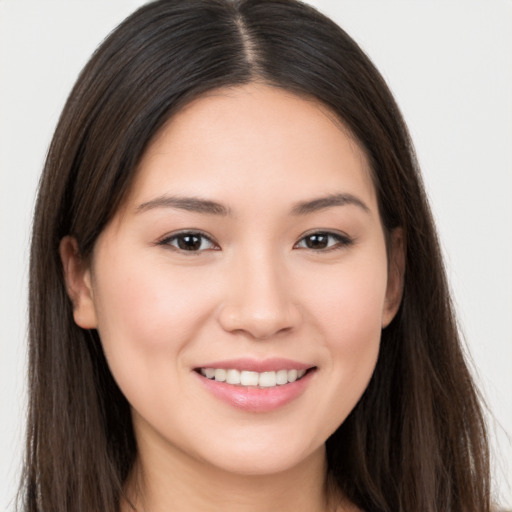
[21, 1, 490, 511]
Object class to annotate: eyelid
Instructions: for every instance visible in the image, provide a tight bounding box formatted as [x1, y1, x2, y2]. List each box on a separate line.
[294, 229, 354, 251]
[156, 230, 220, 252]
[155, 228, 353, 253]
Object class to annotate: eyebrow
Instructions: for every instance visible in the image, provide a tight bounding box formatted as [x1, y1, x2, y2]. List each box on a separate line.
[290, 193, 370, 215]
[135, 192, 369, 217]
[136, 195, 231, 216]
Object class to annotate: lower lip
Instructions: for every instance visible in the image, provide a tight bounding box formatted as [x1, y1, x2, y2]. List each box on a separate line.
[195, 370, 315, 413]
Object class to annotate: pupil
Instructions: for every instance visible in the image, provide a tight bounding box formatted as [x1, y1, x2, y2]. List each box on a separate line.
[178, 234, 201, 251]
[306, 234, 328, 249]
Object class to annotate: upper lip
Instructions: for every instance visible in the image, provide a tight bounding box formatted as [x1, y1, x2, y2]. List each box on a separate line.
[194, 358, 314, 373]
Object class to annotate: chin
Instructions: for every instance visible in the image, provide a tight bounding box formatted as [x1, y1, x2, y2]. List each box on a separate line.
[202, 444, 324, 477]
[185, 424, 328, 477]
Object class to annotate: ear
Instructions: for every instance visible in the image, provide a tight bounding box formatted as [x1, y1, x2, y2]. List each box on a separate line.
[59, 236, 98, 329]
[382, 228, 405, 328]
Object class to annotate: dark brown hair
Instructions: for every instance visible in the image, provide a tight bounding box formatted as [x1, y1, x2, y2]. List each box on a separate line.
[22, 1, 490, 511]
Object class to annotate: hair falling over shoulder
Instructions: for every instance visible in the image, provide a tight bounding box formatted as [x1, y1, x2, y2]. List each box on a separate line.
[20, 1, 491, 511]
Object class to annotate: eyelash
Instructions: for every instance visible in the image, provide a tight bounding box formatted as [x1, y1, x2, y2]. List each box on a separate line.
[158, 230, 353, 253]
[158, 231, 219, 252]
[294, 231, 353, 251]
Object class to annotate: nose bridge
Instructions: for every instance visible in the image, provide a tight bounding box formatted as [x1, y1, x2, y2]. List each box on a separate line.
[218, 245, 300, 339]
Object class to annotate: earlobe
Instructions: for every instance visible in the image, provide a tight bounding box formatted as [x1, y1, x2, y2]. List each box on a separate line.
[382, 228, 405, 328]
[59, 236, 98, 329]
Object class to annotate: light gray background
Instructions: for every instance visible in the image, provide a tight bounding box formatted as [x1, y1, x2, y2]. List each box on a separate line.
[1, 0, 511, 509]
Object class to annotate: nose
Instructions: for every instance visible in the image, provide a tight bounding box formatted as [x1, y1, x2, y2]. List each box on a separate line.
[217, 251, 302, 340]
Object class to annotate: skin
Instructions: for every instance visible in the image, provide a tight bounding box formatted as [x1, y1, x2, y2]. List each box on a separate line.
[61, 83, 404, 512]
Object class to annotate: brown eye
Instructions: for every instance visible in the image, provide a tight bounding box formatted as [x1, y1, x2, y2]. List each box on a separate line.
[177, 234, 202, 251]
[160, 232, 217, 252]
[295, 232, 352, 251]
[303, 234, 329, 249]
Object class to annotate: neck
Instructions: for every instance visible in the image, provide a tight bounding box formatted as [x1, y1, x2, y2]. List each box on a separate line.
[122, 432, 338, 512]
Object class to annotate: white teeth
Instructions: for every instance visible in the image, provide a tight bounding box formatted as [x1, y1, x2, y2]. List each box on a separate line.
[199, 367, 309, 387]
[276, 369, 288, 385]
[214, 368, 226, 382]
[287, 369, 298, 382]
[259, 371, 277, 387]
[204, 368, 216, 379]
[240, 371, 259, 386]
[226, 369, 241, 385]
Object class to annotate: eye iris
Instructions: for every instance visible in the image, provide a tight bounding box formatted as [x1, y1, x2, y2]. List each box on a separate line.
[178, 234, 202, 251]
[305, 234, 329, 249]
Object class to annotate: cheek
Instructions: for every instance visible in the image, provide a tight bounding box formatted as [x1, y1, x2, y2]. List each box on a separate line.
[305, 250, 388, 342]
[299, 252, 388, 423]
[90, 257, 217, 402]
[94, 258, 215, 349]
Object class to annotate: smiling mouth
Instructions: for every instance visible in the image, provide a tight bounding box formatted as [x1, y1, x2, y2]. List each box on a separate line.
[196, 367, 315, 388]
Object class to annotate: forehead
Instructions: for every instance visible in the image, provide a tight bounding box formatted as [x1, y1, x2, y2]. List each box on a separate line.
[125, 83, 376, 213]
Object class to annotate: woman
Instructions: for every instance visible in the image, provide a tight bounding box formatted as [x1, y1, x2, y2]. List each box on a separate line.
[20, 1, 492, 511]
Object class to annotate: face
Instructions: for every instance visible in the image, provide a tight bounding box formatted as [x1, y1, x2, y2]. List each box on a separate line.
[62, 84, 403, 477]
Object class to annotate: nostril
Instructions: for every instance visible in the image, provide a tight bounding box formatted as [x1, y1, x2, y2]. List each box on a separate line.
[217, 303, 302, 340]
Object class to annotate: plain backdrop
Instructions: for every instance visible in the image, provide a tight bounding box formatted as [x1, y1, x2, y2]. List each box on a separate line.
[1, 0, 511, 509]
